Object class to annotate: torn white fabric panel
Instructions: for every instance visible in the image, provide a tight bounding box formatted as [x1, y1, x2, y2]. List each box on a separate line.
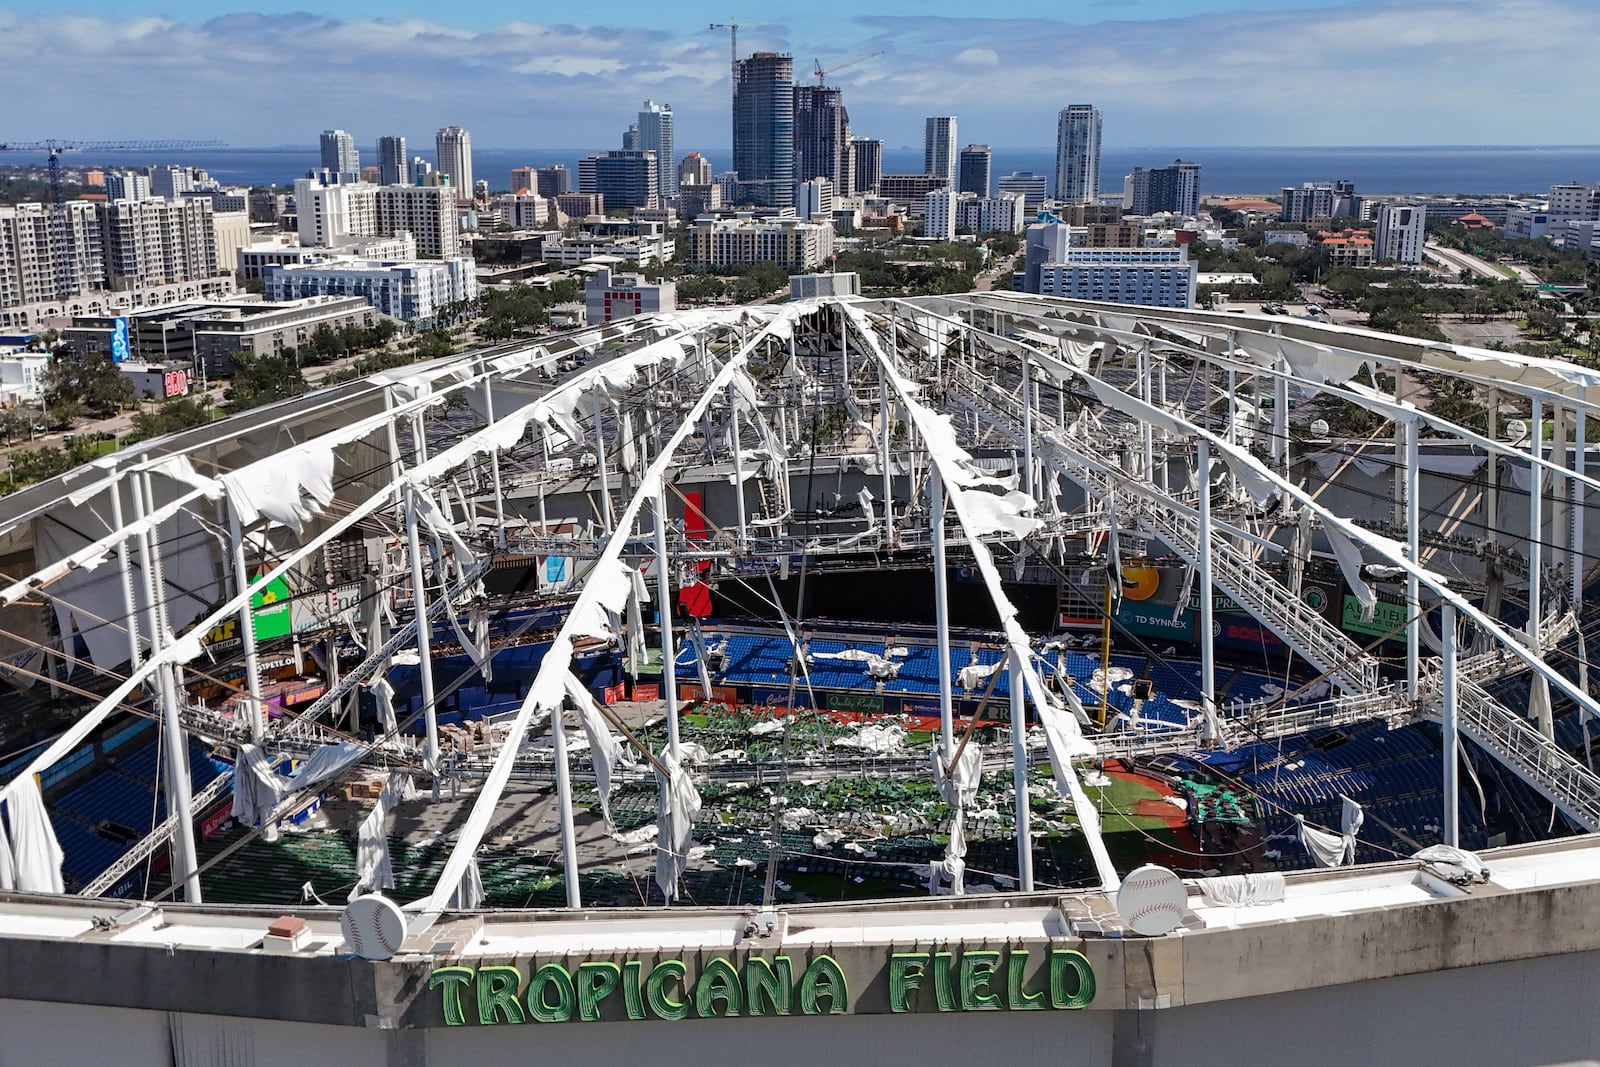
[1510, 462, 1554, 494]
[1295, 814, 1348, 867]
[857, 487, 876, 529]
[288, 741, 367, 791]
[1230, 332, 1364, 386]
[654, 751, 702, 902]
[957, 488, 1043, 539]
[565, 672, 624, 827]
[151, 455, 225, 499]
[1211, 437, 1280, 506]
[222, 447, 336, 534]
[5, 775, 64, 894]
[37, 500, 223, 669]
[1530, 674, 1553, 737]
[1323, 522, 1376, 619]
[621, 411, 638, 475]
[369, 677, 399, 734]
[566, 558, 634, 639]
[1309, 450, 1388, 480]
[932, 742, 982, 808]
[1276, 336, 1366, 386]
[957, 659, 1003, 691]
[1340, 794, 1364, 865]
[1420, 453, 1488, 477]
[446, 857, 485, 910]
[231, 744, 285, 828]
[1196, 871, 1286, 906]
[349, 778, 401, 901]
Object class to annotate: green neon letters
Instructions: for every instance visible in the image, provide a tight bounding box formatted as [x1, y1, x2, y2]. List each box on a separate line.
[430, 947, 1094, 1024]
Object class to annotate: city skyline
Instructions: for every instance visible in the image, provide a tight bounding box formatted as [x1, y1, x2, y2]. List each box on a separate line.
[1, 1, 1597, 149]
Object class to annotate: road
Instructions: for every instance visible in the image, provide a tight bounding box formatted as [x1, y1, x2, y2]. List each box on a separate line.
[1425, 241, 1540, 286]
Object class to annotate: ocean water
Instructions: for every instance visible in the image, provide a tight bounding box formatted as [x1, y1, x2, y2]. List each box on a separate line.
[13, 144, 1599, 197]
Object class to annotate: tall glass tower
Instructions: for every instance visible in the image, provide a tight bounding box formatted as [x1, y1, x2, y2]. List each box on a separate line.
[376, 135, 407, 186]
[1054, 104, 1102, 203]
[637, 101, 676, 202]
[732, 52, 794, 208]
[435, 126, 474, 200]
[794, 85, 852, 196]
[319, 130, 358, 181]
[923, 117, 957, 185]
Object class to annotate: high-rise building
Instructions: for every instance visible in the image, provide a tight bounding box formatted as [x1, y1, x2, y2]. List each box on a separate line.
[536, 165, 573, 198]
[263, 257, 475, 326]
[1055, 104, 1102, 203]
[998, 171, 1050, 214]
[955, 192, 1027, 235]
[1547, 182, 1600, 222]
[794, 178, 834, 221]
[149, 165, 192, 199]
[924, 188, 958, 240]
[0, 202, 105, 306]
[958, 145, 991, 197]
[293, 178, 461, 257]
[1374, 203, 1427, 264]
[850, 137, 883, 196]
[881, 174, 949, 203]
[320, 130, 359, 181]
[99, 197, 220, 290]
[411, 157, 433, 186]
[1125, 159, 1201, 216]
[104, 170, 152, 201]
[1281, 183, 1336, 223]
[377, 136, 407, 186]
[689, 216, 833, 270]
[622, 124, 641, 151]
[732, 52, 794, 208]
[578, 151, 660, 210]
[923, 117, 958, 186]
[637, 101, 676, 202]
[679, 183, 722, 220]
[1036, 247, 1196, 307]
[509, 167, 536, 195]
[435, 126, 474, 200]
[678, 153, 713, 189]
[795, 86, 853, 197]
[1024, 223, 1195, 307]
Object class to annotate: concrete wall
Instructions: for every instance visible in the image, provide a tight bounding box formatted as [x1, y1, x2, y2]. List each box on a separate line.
[4, 952, 1600, 1067]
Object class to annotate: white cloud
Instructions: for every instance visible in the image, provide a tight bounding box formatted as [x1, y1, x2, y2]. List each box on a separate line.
[0, 2, 1594, 147]
[954, 47, 1000, 67]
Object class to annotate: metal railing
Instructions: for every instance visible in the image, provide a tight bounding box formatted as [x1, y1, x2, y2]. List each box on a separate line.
[951, 380, 1382, 694]
[1441, 678, 1600, 833]
[79, 771, 234, 898]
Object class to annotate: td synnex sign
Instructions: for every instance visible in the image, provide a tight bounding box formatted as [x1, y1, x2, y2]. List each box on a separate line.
[429, 947, 1096, 1025]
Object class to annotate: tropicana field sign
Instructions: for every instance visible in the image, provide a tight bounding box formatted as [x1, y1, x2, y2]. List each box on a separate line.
[428, 946, 1096, 1025]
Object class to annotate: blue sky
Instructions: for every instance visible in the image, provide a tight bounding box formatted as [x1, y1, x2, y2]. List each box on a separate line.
[2, 1, 1597, 149]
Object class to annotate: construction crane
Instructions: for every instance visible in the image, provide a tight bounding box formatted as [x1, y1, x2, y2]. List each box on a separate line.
[0, 138, 224, 300]
[708, 22, 739, 81]
[811, 50, 884, 87]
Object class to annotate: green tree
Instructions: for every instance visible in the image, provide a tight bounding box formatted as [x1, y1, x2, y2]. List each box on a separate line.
[129, 397, 213, 441]
[8, 446, 74, 485]
[0, 408, 38, 445]
[42, 351, 133, 419]
[224, 352, 307, 413]
[413, 330, 456, 361]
